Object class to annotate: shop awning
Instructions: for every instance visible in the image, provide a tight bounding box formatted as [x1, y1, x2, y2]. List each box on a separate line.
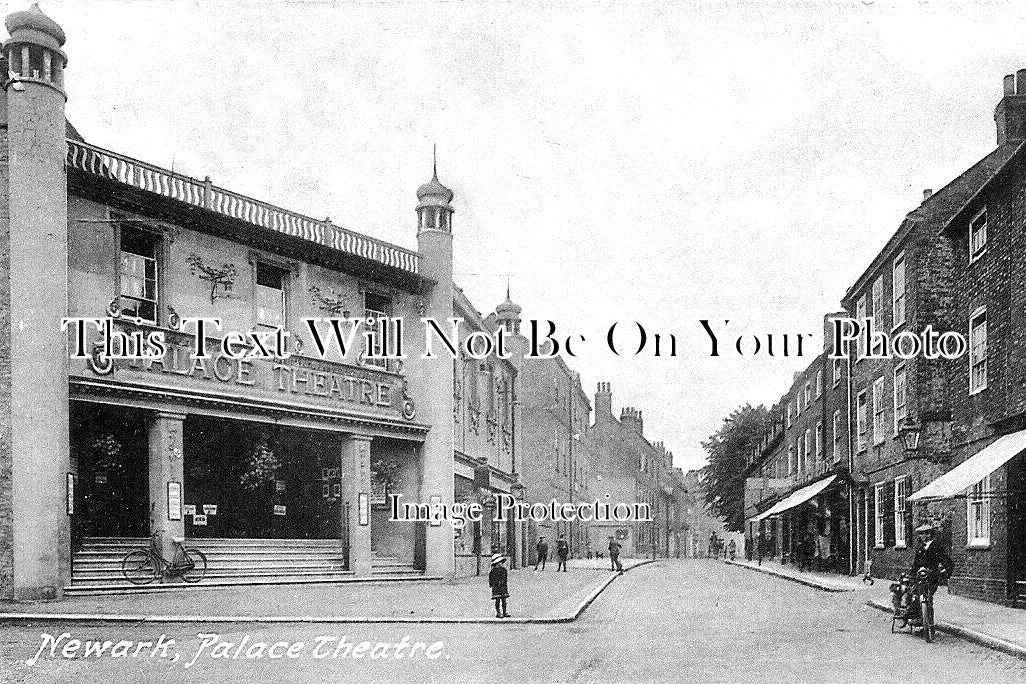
[909, 429, 1026, 501]
[755, 475, 838, 520]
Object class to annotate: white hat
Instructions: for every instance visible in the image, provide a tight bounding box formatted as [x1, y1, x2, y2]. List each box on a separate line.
[490, 553, 505, 565]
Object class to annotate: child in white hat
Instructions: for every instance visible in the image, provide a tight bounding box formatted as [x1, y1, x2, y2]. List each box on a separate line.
[488, 553, 510, 618]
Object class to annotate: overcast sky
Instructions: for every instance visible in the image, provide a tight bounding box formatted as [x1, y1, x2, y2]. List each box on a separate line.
[26, 0, 1026, 473]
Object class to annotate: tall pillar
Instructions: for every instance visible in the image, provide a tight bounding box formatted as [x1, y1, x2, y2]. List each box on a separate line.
[341, 433, 373, 576]
[5, 4, 70, 600]
[409, 157, 455, 577]
[148, 412, 185, 561]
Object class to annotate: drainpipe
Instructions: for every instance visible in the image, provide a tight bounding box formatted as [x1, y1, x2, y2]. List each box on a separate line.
[847, 350, 856, 576]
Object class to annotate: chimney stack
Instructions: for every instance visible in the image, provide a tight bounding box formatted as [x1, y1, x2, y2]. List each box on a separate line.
[922, 188, 933, 202]
[994, 70, 1026, 145]
[619, 407, 644, 435]
[595, 381, 612, 420]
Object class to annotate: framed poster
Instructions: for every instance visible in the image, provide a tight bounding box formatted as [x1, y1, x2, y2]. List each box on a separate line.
[332, 483, 341, 498]
[193, 514, 207, 526]
[322, 484, 330, 499]
[370, 479, 386, 505]
[66, 473, 75, 516]
[203, 504, 218, 515]
[358, 492, 369, 526]
[167, 481, 182, 521]
[183, 504, 196, 516]
[274, 504, 287, 516]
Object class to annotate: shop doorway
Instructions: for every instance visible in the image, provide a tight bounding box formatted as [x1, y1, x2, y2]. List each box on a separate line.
[70, 402, 150, 542]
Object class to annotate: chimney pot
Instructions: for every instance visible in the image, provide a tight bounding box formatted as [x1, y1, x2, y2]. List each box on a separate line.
[1017, 69, 1026, 95]
[1005, 74, 1016, 96]
[922, 188, 933, 202]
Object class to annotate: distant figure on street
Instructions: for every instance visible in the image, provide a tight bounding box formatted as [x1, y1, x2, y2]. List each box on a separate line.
[488, 554, 510, 618]
[608, 537, 623, 574]
[727, 539, 736, 561]
[535, 537, 549, 571]
[556, 535, 570, 572]
[797, 533, 814, 572]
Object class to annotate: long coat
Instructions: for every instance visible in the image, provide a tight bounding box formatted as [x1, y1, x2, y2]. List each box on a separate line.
[488, 565, 509, 599]
[911, 540, 953, 584]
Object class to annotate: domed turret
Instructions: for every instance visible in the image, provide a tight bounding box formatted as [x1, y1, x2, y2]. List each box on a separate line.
[416, 146, 454, 233]
[494, 285, 522, 334]
[4, 3, 67, 91]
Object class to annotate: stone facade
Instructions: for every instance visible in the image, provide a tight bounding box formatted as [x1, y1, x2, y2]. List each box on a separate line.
[0, 3, 534, 597]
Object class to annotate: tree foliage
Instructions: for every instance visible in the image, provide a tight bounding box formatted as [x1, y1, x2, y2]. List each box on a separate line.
[701, 404, 768, 533]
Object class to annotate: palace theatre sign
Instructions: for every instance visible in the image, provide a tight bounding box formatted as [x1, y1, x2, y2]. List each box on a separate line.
[70, 328, 415, 425]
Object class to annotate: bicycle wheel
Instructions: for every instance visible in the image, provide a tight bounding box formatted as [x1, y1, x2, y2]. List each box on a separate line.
[122, 550, 157, 585]
[181, 548, 207, 583]
[920, 593, 933, 643]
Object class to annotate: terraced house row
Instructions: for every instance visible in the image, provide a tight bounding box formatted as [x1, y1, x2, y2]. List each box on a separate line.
[743, 69, 1026, 608]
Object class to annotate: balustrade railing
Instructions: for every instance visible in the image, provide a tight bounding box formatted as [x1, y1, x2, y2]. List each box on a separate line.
[66, 139, 420, 275]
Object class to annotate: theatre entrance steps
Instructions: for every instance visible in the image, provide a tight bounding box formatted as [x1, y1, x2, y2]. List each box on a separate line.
[67, 538, 433, 596]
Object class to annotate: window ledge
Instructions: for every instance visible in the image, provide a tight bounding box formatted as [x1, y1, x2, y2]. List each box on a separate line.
[969, 250, 987, 265]
[895, 543, 907, 550]
[874, 544, 885, 550]
[968, 386, 987, 397]
[966, 540, 991, 549]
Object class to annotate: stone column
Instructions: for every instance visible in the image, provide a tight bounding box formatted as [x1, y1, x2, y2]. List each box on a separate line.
[148, 412, 186, 561]
[341, 433, 373, 576]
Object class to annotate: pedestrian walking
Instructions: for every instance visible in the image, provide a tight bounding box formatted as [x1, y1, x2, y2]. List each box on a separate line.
[727, 539, 736, 561]
[535, 536, 548, 571]
[608, 537, 623, 574]
[488, 554, 510, 618]
[556, 535, 569, 572]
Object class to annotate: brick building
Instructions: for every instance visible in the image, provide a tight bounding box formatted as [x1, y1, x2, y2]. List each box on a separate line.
[745, 315, 853, 572]
[839, 182, 964, 581]
[586, 383, 678, 558]
[908, 71, 1026, 606]
[740, 69, 1026, 608]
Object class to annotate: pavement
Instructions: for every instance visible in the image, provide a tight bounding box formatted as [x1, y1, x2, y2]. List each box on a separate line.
[3, 559, 1024, 683]
[0, 558, 650, 624]
[726, 557, 1026, 661]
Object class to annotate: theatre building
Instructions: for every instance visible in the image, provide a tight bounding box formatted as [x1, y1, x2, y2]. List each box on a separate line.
[449, 286, 521, 577]
[0, 4, 505, 599]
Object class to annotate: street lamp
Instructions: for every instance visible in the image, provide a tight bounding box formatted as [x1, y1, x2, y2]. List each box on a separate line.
[898, 422, 922, 457]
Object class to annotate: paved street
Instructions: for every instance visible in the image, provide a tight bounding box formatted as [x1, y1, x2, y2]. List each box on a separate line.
[2, 560, 1024, 683]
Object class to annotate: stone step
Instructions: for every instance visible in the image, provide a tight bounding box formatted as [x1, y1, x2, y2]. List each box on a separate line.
[75, 551, 348, 562]
[62, 574, 444, 596]
[71, 569, 355, 585]
[78, 538, 345, 549]
[74, 562, 349, 576]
